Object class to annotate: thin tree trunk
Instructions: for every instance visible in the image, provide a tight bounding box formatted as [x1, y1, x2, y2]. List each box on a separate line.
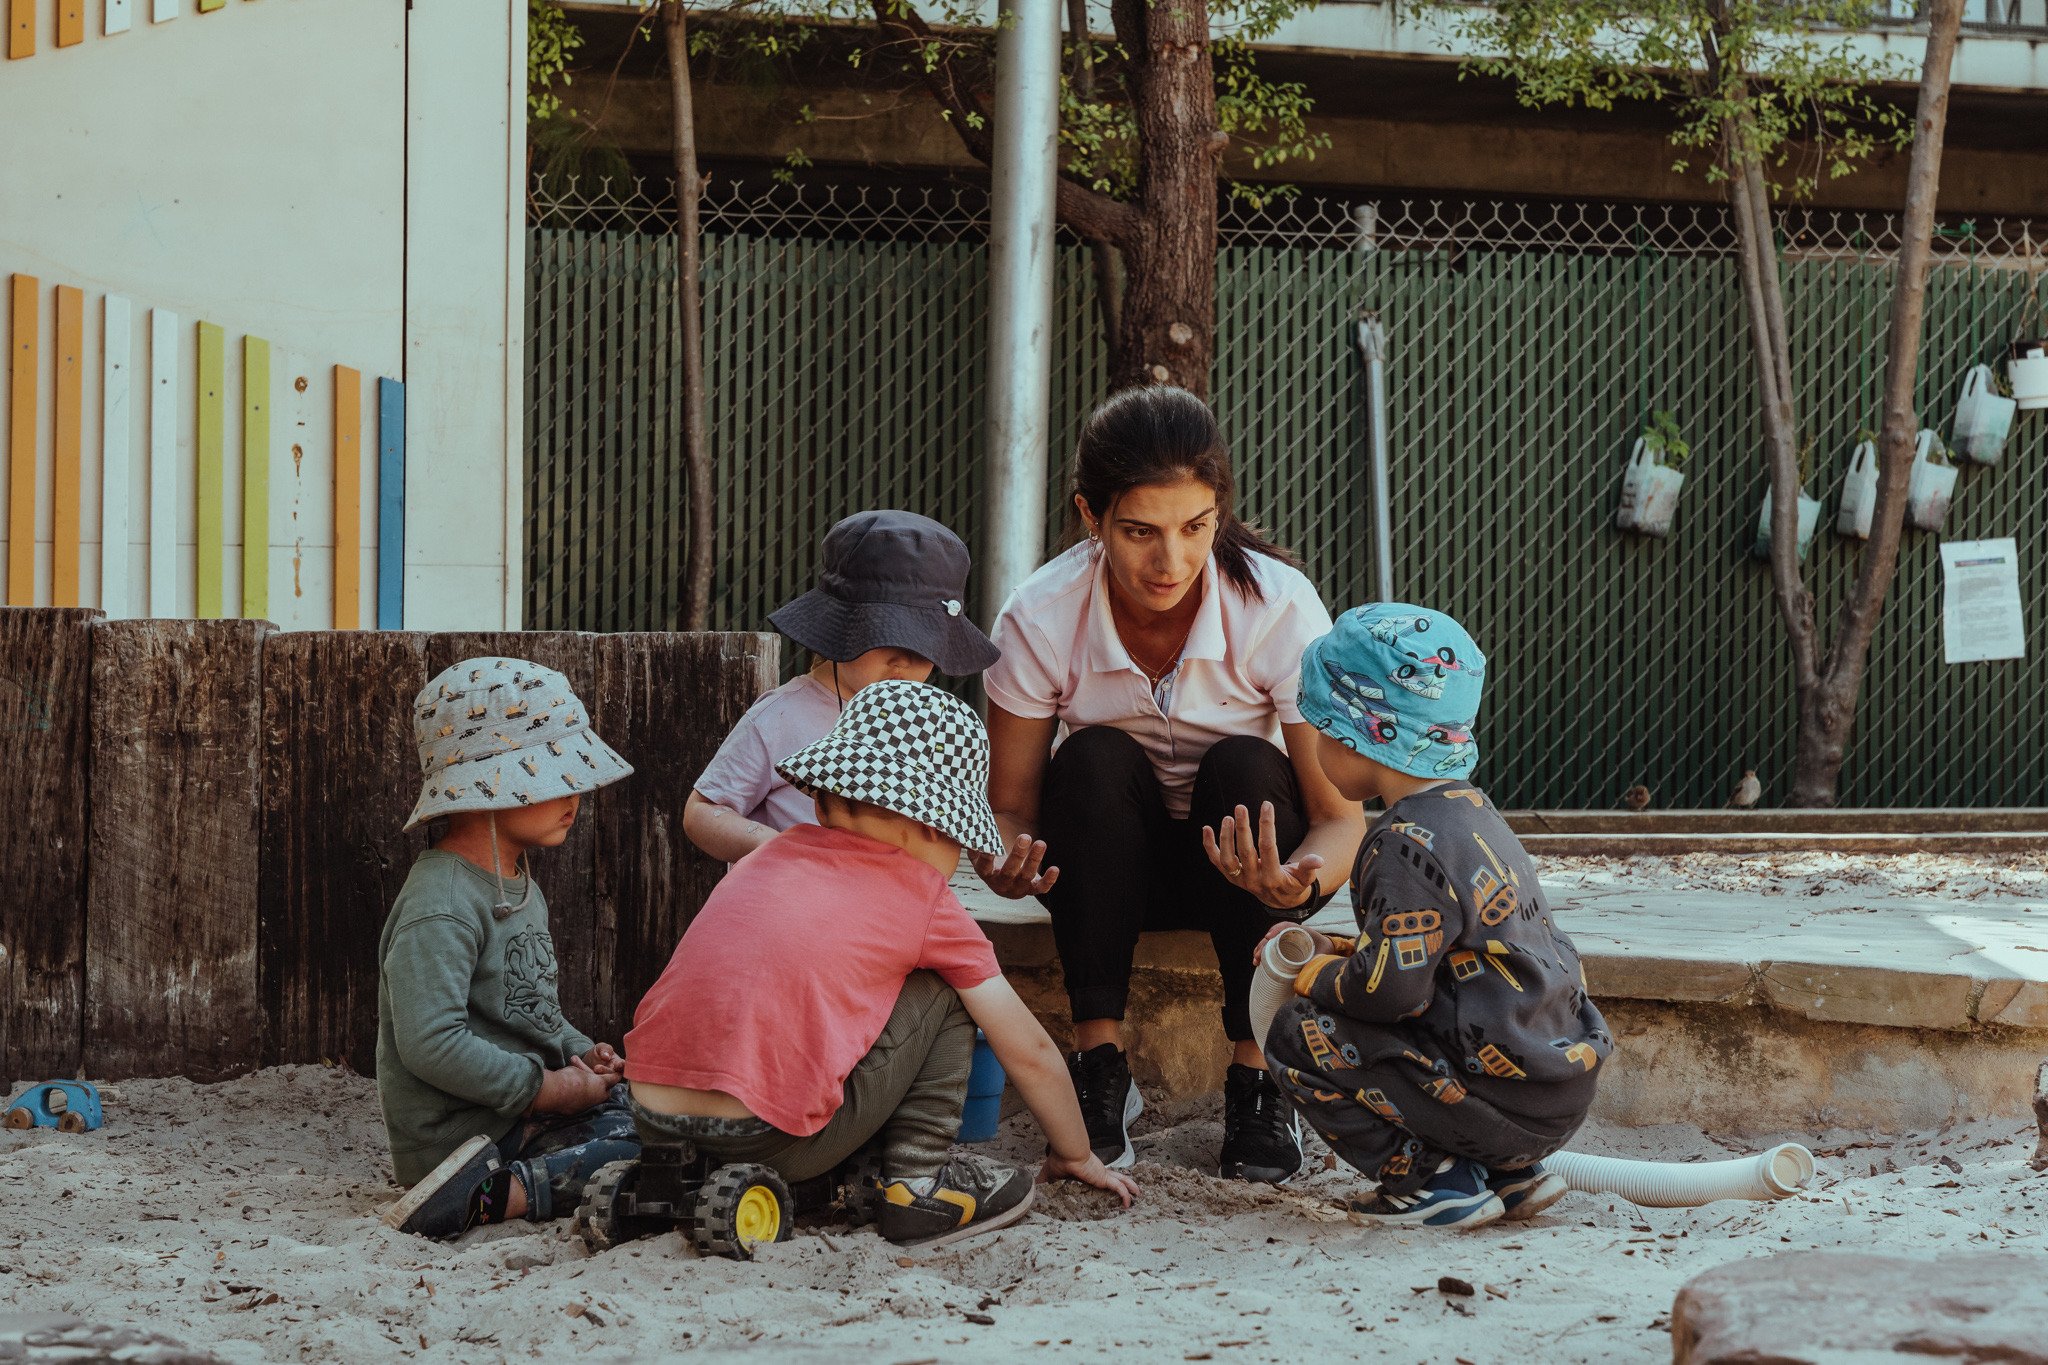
[1065, 0, 1123, 355]
[1790, 0, 1966, 806]
[665, 0, 713, 631]
[1108, 0, 1217, 396]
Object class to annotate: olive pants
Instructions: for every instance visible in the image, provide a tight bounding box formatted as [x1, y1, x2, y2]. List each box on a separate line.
[630, 970, 974, 1182]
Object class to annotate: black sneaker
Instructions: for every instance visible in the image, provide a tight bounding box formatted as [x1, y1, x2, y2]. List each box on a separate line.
[381, 1135, 502, 1240]
[1066, 1044, 1143, 1169]
[878, 1152, 1036, 1250]
[1219, 1063, 1303, 1184]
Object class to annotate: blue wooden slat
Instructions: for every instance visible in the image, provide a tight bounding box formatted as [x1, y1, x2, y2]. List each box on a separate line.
[376, 377, 404, 629]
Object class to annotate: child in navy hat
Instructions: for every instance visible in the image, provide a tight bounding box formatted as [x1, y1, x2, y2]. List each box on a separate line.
[684, 510, 999, 863]
[1257, 604, 1613, 1230]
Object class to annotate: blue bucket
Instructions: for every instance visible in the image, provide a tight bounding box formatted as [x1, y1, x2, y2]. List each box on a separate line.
[956, 1031, 1006, 1142]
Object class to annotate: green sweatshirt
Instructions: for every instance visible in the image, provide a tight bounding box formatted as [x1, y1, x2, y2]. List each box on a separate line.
[375, 849, 595, 1184]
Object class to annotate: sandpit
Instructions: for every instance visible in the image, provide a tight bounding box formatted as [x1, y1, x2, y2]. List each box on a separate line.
[3, 1065, 2044, 1362]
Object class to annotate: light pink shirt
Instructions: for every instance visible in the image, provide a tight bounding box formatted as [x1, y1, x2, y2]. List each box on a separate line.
[691, 673, 842, 831]
[986, 542, 1333, 818]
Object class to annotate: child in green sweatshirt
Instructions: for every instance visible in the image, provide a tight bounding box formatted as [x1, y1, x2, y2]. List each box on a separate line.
[376, 657, 640, 1241]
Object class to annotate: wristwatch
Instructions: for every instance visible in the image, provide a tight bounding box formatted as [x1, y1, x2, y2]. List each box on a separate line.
[1271, 877, 1339, 925]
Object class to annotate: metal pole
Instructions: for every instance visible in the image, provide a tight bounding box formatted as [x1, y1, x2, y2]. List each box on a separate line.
[980, 0, 1062, 625]
[1356, 314, 1395, 602]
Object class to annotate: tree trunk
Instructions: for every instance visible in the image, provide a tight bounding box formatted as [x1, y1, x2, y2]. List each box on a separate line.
[1065, 0, 1124, 356]
[664, 0, 714, 631]
[1788, 0, 1966, 807]
[1108, 0, 1217, 397]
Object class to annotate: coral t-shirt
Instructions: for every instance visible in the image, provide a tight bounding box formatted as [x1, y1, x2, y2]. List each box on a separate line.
[623, 823, 1002, 1135]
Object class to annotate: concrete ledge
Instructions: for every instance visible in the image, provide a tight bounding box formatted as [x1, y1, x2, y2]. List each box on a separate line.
[958, 874, 2048, 1131]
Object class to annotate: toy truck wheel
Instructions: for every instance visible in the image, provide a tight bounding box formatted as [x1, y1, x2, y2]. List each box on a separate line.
[2, 1108, 30, 1131]
[57, 1112, 87, 1133]
[574, 1160, 643, 1252]
[691, 1163, 791, 1260]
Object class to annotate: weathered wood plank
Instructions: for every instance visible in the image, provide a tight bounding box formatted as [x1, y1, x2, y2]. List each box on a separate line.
[0, 608, 98, 1087]
[420, 634, 601, 1042]
[587, 631, 778, 1045]
[257, 630, 429, 1073]
[87, 617, 270, 1079]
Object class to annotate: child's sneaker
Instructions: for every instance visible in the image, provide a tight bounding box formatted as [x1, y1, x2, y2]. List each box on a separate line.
[879, 1152, 1036, 1250]
[1067, 1044, 1143, 1169]
[381, 1135, 502, 1240]
[1347, 1156, 1505, 1230]
[1487, 1161, 1569, 1221]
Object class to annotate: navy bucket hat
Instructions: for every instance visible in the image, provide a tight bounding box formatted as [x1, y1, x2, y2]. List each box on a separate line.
[769, 510, 1000, 676]
[1298, 603, 1486, 780]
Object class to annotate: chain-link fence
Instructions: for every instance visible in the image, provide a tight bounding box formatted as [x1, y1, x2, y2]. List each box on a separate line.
[526, 176, 2048, 808]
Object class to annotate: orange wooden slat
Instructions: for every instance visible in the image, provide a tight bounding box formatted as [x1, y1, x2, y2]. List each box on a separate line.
[52, 285, 82, 606]
[6, 0, 32, 59]
[6, 275, 35, 605]
[58, 0, 83, 47]
[333, 365, 360, 629]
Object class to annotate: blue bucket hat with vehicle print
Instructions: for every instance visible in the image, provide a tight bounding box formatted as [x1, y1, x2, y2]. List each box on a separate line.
[1297, 603, 1486, 781]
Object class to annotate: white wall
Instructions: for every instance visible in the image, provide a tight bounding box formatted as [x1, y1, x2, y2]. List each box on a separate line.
[0, 0, 525, 629]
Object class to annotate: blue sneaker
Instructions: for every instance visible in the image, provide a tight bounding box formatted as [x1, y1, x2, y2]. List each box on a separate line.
[1487, 1161, 1569, 1221]
[1347, 1157, 1505, 1229]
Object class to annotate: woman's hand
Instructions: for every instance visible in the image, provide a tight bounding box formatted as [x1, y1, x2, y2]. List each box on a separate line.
[971, 833, 1061, 899]
[1039, 1151, 1139, 1206]
[1203, 801, 1326, 913]
[1250, 921, 1335, 968]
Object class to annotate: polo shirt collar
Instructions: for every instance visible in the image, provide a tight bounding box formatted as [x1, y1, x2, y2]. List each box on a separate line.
[1083, 550, 1227, 674]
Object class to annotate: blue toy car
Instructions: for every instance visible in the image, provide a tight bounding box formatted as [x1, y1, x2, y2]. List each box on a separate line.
[3, 1080, 104, 1133]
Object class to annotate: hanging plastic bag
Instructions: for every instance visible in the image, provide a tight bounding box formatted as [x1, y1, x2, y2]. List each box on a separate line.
[1906, 429, 1958, 531]
[1951, 365, 2017, 465]
[1616, 438, 1684, 537]
[1754, 485, 1823, 560]
[1836, 439, 1878, 539]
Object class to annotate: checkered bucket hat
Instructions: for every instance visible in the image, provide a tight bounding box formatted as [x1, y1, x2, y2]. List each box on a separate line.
[405, 657, 634, 830]
[775, 679, 1003, 856]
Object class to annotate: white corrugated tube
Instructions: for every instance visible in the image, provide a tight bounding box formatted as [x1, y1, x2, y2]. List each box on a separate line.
[1247, 928, 1818, 1209]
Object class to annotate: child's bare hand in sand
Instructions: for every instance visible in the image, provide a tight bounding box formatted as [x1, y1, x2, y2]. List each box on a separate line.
[582, 1043, 625, 1083]
[1251, 921, 1335, 967]
[531, 1057, 611, 1114]
[1040, 1152, 1139, 1206]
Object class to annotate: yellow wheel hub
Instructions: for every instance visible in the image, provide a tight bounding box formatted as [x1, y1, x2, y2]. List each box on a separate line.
[733, 1185, 782, 1248]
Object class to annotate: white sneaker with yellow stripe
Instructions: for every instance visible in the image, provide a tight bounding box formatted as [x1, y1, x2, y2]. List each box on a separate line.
[878, 1152, 1036, 1249]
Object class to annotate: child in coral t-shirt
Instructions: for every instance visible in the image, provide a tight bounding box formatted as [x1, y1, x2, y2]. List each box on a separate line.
[627, 681, 1136, 1249]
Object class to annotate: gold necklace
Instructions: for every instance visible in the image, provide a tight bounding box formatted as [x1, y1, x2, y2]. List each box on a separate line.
[1130, 611, 1198, 687]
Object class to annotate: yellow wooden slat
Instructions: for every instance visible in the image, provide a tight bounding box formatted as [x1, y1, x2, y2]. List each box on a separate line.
[334, 365, 360, 629]
[57, 0, 83, 47]
[195, 320, 224, 618]
[52, 285, 82, 606]
[6, 275, 35, 605]
[241, 336, 269, 619]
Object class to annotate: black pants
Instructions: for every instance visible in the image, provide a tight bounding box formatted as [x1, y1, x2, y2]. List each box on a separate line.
[1264, 1000, 1593, 1195]
[1037, 726, 1305, 1042]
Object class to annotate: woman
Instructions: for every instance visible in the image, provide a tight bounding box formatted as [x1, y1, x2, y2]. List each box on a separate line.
[976, 386, 1366, 1184]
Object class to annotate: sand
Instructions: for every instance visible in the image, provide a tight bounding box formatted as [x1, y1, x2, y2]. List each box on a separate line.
[1542, 849, 2048, 901]
[4, 1065, 2044, 1363]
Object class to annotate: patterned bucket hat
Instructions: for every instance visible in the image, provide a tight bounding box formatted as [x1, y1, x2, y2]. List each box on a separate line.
[1298, 603, 1487, 781]
[405, 657, 634, 831]
[775, 679, 1003, 855]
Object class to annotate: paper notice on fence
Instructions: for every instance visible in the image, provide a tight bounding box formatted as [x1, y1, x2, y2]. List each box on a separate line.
[1940, 538, 2026, 664]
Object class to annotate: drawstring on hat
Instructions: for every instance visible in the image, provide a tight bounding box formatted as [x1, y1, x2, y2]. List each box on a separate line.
[487, 813, 534, 922]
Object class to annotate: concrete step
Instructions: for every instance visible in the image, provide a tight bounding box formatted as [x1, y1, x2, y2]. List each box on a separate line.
[954, 873, 2048, 1134]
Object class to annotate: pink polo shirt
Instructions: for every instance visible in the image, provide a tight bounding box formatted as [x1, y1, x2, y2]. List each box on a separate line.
[985, 542, 1333, 817]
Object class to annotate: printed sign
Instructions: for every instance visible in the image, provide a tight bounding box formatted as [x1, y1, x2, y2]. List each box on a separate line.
[1940, 538, 2026, 664]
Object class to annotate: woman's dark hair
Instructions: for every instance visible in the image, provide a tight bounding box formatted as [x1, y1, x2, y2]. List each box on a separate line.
[1070, 386, 1293, 600]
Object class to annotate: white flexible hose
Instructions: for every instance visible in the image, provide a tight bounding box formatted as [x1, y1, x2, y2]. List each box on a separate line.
[1545, 1144, 1816, 1206]
[1247, 926, 1320, 1049]
[1248, 928, 1818, 1208]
